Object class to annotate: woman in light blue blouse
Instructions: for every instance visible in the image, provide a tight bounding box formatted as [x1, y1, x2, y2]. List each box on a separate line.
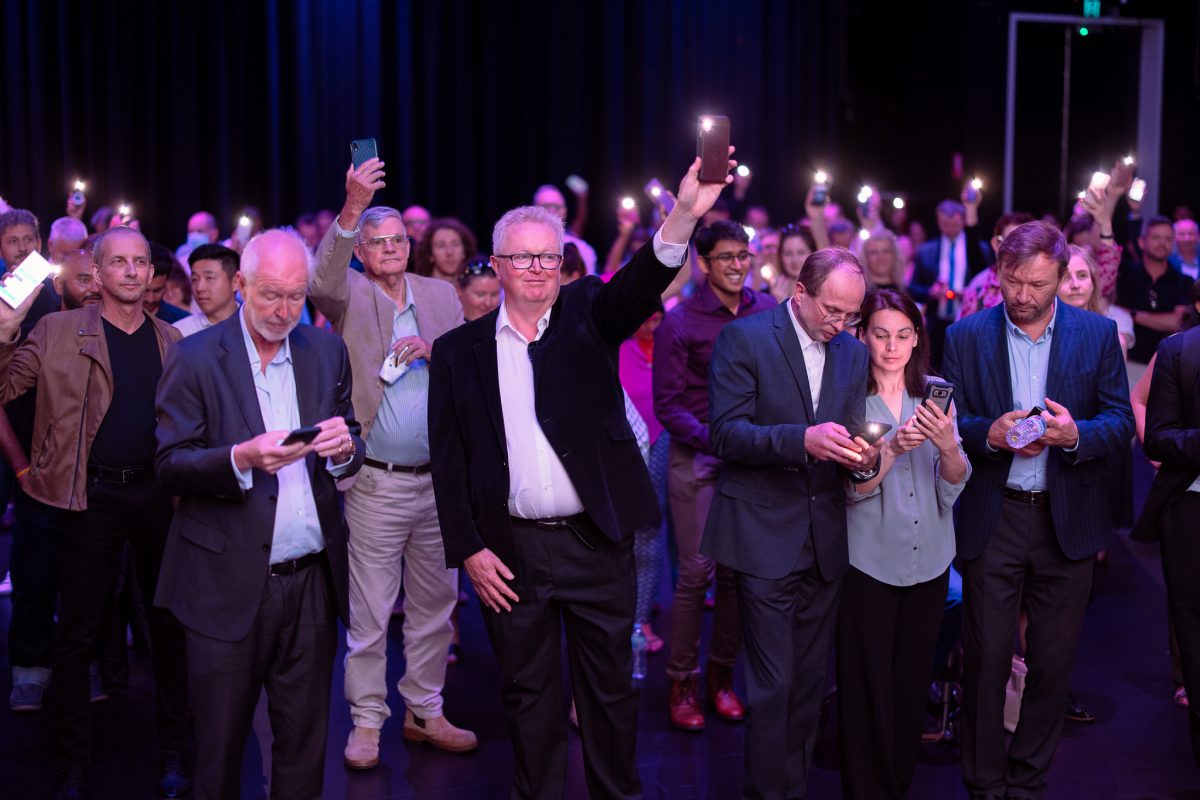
[836, 289, 971, 799]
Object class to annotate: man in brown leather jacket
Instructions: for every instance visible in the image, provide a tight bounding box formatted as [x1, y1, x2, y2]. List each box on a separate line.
[0, 226, 190, 800]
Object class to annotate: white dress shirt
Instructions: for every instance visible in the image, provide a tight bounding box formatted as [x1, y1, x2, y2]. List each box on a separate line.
[173, 311, 217, 338]
[787, 298, 826, 413]
[499, 231, 686, 519]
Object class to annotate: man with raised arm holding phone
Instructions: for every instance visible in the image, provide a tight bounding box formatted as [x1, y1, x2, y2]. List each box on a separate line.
[310, 155, 475, 768]
[429, 155, 733, 799]
[154, 229, 364, 800]
[702, 246, 878, 799]
[942, 221, 1133, 800]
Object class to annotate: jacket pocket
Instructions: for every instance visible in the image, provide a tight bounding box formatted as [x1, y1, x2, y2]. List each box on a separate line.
[179, 513, 227, 554]
[719, 478, 776, 507]
[32, 423, 54, 473]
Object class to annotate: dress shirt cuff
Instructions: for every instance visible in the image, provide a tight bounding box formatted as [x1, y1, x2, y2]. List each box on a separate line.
[652, 229, 688, 267]
[327, 456, 353, 477]
[1062, 436, 1081, 454]
[333, 217, 359, 238]
[231, 445, 253, 490]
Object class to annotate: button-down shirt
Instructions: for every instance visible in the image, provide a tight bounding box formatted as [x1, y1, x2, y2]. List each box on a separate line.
[503, 231, 686, 518]
[847, 391, 971, 586]
[173, 310, 222, 338]
[787, 298, 827, 413]
[653, 281, 777, 452]
[366, 276, 429, 466]
[937, 233, 968, 319]
[229, 309, 348, 564]
[1005, 303, 1056, 491]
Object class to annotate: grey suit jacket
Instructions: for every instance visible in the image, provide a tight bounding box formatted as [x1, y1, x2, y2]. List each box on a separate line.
[309, 222, 464, 458]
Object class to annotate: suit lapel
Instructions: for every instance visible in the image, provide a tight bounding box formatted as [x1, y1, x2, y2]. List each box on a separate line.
[474, 320, 507, 455]
[817, 336, 841, 423]
[219, 315, 266, 438]
[1044, 301, 1072, 402]
[772, 302, 816, 423]
[984, 305, 1013, 412]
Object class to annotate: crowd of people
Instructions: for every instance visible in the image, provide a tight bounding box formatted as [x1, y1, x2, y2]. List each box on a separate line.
[0, 144, 1198, 800]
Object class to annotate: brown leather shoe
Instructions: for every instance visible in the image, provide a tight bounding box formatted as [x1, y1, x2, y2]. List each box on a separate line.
[669, 677, 705, 731]
[343, 726, 380, 770]
[706, 663, 745, 722]
[402, 708, 478, 753]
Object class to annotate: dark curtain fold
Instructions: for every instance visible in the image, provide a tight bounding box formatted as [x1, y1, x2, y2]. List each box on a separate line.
[1, 0, 843, 250]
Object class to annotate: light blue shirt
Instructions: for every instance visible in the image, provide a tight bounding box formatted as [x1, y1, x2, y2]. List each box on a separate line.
[846, 390, 971, 586]
[365, 276, 429, 465]
[1004, 302, 1056, 491]
[229, 309, 347, 564]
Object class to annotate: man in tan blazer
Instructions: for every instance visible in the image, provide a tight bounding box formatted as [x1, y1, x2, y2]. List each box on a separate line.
[310, 157, 473, 769]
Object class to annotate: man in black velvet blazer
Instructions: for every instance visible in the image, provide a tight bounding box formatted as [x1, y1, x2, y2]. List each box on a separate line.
[429, 157, 731, 799]
[154, 230, 364, 800]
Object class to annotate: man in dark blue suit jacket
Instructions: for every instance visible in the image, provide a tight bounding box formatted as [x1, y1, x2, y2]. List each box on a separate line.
[155, 230, 365, 800]
[942, 221, 1133, 800]
[429, 157, 733, 800]
[702, 248, 878, 799]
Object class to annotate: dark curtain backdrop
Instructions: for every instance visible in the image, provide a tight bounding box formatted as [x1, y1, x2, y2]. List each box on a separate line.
[1, 0, 843, 252]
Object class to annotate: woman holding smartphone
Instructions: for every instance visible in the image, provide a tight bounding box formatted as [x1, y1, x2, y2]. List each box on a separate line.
[837, 289, 971, 799]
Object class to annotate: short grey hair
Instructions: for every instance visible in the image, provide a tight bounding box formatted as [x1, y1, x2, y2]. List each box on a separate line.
[357, 206, 405, 244]
[49, 216, 87, 243]
[92, 225, 150, 265]
[0, 208, 39, 240]
[492, 205, 564, 255]
[241, 228, 314, 283]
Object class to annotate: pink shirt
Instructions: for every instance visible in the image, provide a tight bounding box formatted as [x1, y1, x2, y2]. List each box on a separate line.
[620, 337, 662, 445]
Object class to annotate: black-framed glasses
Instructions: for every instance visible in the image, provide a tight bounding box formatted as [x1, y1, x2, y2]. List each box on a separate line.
[362, 234, 410, 250]
[704, 251, 754, 266]
[494, 252, 564, 270]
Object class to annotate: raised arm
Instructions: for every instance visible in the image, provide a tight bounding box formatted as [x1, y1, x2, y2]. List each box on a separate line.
[309, 158, 386, 323]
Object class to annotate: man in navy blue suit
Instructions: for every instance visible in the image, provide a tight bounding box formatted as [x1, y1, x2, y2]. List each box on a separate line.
[943, 221, 1133, 800]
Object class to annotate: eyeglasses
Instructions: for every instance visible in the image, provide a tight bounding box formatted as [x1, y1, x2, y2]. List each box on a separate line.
[494, 252, 564, 270]
[704, 251, 754, 266]
[362, 234, 410, 250]
[808, 291, 861, 327]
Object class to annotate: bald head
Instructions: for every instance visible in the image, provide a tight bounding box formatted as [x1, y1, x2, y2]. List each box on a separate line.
[238, 229, 310, 343]
[92, 225, 151, 269]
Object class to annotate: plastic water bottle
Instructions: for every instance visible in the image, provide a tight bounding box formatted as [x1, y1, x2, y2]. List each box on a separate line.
[1006, 415, 1048, 450]
[631, 624, 648, 681]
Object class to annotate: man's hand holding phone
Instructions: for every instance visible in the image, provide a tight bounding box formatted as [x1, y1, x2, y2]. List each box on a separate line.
[0, 280, 42, 343]
[661, 149, 736, 245]
[234, 430, 311, 475]
[805, 421, 870, 468]
[310, 416, 355, 464]
[342, 158, 386, 230]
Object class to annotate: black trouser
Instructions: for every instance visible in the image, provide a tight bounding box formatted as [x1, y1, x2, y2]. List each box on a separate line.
[736, 548, 842, 800]
[960, 496, 1094, 800]
[837, 567, 949, 800]
[481, 514, 641, 800]
[52, 475, 188, 765]
[186, 556, 337, 800]
[8, 488, 58, 673]
[1160, 491, 1200, 766]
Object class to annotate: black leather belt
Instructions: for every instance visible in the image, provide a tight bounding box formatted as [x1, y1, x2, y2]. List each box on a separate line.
[510, 513, 596, 550]
[88, 464, 153, 484]
[1004, 488, 1050, 507]
[363, 457, 430, 474]
[268, 550, 324, 577]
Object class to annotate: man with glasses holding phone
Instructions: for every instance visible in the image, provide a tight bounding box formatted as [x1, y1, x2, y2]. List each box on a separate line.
[310, 157, 475, 769]
[430, 156, 734, 799]
[702, 247, 879, 799]
[653, 220, 774, 732]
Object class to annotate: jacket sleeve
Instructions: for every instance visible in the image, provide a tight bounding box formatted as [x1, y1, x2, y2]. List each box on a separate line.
[155, 344, 249, 498]
[1144, 334, 1200, 467]
[708, 323, 809, 466]
[428, 337, 488, 568]
[591, 238, 681, 346]
[1063, 319, 1134, 465]
[942, 323, 1001, 461]
[308, 223, 355, 325]
[332, 338, 366, 477]
[0, 316, 46, 406]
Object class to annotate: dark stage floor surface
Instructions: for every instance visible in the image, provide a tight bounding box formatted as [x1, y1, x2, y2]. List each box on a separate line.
[2, 457, 1199, 798]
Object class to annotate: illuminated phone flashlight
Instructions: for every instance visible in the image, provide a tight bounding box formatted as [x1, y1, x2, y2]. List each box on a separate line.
[760, 264, 774, 281]
[743, 225, 756, 241]
[238, 215, 252, 228]
[736, 165, 751, 178]
[118, 204, 131, 217]
[970, 177, 983, 191]
[620, 197, 636, 211]
[73, 180, 86, 192]
[865, 422, 882, 440]
[1077, 191, 1086, 200]
[701, 117, 714, 132]
[892, 197, 905, 210]
[1129, 179, 1146, 202]
[814, 170, 829, 184]
[1123, 155, 1135, 166]
[857, 186, 873, 204]
[649, 185, 662, 198]
[858, 228, 870, 241]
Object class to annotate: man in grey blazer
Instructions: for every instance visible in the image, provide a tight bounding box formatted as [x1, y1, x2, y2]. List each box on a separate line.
[309, 156, 474, 768]
[702, 248, 877, 799]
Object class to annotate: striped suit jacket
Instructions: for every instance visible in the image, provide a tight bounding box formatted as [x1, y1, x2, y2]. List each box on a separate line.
[942, 300, 1134, 560]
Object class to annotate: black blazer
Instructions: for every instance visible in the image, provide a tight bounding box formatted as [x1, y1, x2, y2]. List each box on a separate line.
[1134, 327, 1200, 542]
[429, 241, 678, 570]
[942, 301, 1134, 560]
[700, 302, 869, 582]
[153, 314, 364, 641]
[909, 227, 991, 306]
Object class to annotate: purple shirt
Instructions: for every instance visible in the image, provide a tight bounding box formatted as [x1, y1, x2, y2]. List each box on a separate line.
[653, 281, 777, 453]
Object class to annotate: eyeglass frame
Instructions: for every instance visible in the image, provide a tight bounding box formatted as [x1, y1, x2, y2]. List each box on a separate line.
[492, 252, 565, 270]
[701, 250, 755, 267]
[360, 234, 411, 251]
[798, 282, 862, 327]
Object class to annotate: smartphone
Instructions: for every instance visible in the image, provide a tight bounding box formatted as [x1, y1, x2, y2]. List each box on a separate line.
[922, 381, 955, 414]
[281, 425, 322, 446]
[1088, 170, 1110, 195]
[1129, 179, 1146, 203]
[70, 180, 86, 206]
[350, 138, 379, 169]
[1024, 406, 1044, 419]
[857, 421, 893, 445]
[0, 251, 53, 309]
[696, 115, 731, 183]
[565, 174, 589, 195]
[644, 178, 676, 215]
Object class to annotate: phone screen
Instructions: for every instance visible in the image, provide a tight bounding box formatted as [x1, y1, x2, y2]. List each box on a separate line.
[696, 116, 731, 183]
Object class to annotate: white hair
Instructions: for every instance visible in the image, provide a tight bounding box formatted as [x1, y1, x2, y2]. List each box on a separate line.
[49, 216, 87, 242]
[240, 228, 314, 283]
[357, 206, 406, 244]
[491, 205, 564, 255]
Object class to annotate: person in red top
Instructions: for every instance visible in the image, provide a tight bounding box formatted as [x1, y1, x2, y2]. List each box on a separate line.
[653, 220, 776, 731]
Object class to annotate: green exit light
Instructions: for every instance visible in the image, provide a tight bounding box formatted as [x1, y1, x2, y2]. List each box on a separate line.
[1084, 0, 1101, 17]
[1079, 26, 1089, 36]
